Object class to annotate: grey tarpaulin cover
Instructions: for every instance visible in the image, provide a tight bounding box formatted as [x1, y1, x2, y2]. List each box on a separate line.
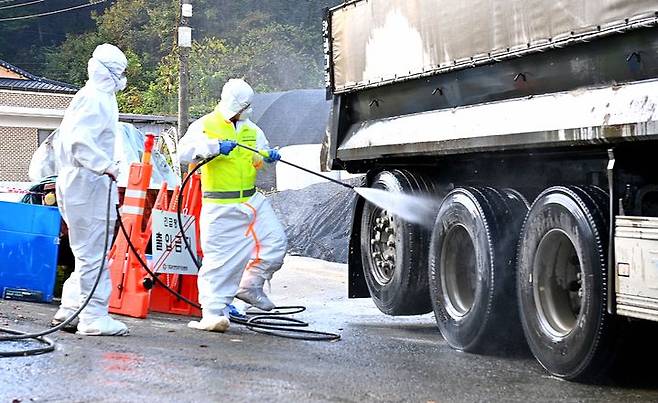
[251, 89, 330, 190]
[252, 89, 329, 146]
[269, 181, 360, 263]
[252, 90, 355, 262]
[330, 0, 658, 91]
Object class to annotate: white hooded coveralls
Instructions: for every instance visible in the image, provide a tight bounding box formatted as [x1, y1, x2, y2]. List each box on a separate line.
[53, 44, 128, 332]
[178, 79, 287, 319]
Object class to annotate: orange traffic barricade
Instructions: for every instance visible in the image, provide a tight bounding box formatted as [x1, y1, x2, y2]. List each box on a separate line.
[108, 133, 156, 318]
[148, 168, 202, 317]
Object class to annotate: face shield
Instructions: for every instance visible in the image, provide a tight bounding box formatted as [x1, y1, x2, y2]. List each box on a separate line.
[236, 104, 253, 121]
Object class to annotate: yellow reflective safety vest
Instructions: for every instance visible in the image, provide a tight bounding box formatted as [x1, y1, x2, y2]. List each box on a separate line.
[201, 110, 260, 204]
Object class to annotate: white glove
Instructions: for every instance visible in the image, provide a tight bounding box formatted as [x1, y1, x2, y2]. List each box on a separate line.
[104, 163, 120, 181]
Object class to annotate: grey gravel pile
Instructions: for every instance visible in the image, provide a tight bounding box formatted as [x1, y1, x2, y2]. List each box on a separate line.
[268, 181, 360, 263]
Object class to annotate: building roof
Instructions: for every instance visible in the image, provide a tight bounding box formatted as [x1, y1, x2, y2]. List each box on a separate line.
[119, 113, 178, 124]
[0, 59, 78, 94]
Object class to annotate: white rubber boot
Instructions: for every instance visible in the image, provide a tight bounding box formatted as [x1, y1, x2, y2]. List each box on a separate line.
[188, 315, 230, 333]
[50, 307, 79, 331]
[235, 287, 276, 311]
[77, 315, 129, 336]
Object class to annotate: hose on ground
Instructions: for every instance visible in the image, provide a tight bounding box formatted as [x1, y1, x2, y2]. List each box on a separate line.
[0, 179, 115, 357]
[137, 155, 341, 341]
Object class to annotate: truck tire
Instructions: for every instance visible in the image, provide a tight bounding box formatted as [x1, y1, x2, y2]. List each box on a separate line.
[359, 170, 435, 315]
[428, 187, 528, 353]
[517, 186, 616, 381]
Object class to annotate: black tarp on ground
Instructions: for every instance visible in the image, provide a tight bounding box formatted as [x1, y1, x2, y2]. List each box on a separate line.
[254, 90, 356, 263]
[190, 89, 354, 263]
[268, 181, 360, 264]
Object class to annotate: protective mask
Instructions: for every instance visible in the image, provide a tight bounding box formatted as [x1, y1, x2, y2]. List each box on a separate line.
[238, 107, 253, 121]
[116, 75, 127, 92]
[95, 58, 127, 92]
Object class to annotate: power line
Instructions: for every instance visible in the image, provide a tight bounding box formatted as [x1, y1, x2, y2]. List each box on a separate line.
[0, 0, 44, 11]
[0, 0, 105, 22]
[5, 29, 64, 36]
[0, 0, 21, 4]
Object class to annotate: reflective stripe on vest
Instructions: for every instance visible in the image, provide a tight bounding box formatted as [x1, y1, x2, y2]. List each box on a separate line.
[203, 188, 256, 200]
[201, 109, 259, 204]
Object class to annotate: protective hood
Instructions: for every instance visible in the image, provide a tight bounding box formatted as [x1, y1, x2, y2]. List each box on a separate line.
[217, 79, 254, 120]
[87, 43, 128, 93]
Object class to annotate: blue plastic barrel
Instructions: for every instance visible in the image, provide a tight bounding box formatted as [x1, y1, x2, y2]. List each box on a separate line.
[0, 201, 61, 302]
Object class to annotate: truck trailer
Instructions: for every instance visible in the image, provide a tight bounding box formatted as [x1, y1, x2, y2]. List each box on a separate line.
[322, 0, 658, 381]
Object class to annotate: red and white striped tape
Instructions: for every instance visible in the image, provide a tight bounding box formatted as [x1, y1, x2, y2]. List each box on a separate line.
[0, 187, 46, 195]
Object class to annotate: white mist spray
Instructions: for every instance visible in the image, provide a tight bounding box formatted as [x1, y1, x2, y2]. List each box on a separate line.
[353, 187, 440, 227]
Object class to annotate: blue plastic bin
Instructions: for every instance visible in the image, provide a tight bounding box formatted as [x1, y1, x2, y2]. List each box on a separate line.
[0, 201, 61, 302]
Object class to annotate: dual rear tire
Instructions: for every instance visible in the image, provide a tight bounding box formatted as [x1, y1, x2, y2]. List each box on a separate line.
[516, 186, 616, 381]
[359, 170, 616, 381]
[359, 170, 437, 315]
[428, 185, 615, 380]
[428, 187, 528, 353]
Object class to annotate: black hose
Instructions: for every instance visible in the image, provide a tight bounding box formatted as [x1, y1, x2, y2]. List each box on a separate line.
[234, 143, 354, 190]
[139, 155, 341, 341]
[117, 202, 339, 341]
[0, 178, 115, 357]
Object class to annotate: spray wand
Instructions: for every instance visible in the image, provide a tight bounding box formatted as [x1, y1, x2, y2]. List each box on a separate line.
[235, 143, 440, 225]
[235, 143, 355, 190]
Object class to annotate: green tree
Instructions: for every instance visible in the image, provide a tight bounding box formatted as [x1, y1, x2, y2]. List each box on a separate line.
[143, 19, 324, 117]
[229, 22, 323, 91]
[141, 37, 230, 116]
[43, 32, 103, 86]
[42, 0, 178, 111]
[0, 0, 108, 75]
[34, 0, 341, 115]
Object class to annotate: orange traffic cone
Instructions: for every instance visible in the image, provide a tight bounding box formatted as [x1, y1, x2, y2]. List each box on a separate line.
[108, 133, 156, 318]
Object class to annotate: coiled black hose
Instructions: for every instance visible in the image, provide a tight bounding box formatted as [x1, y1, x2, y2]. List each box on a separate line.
[0, 179, 115, 357]
[118, 156, 340, 341]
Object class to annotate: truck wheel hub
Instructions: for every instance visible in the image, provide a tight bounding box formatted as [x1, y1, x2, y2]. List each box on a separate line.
[533, 229, 583, 338]
[370, 209, 396, 285]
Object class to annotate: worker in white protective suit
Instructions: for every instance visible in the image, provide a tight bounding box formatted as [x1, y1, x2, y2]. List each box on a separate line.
[179, 79, 287, 333]
[50, 44, 129, 336]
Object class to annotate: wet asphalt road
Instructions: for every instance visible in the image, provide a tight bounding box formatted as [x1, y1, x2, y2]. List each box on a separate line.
[2, 256, 658, 402]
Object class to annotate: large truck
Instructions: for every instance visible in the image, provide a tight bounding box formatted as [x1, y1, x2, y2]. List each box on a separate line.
[322, 0, 658, 381]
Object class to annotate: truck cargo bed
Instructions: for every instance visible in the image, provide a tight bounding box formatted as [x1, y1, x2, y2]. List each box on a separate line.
[328, 0, 658, 92]
[336, 79, 658, 161]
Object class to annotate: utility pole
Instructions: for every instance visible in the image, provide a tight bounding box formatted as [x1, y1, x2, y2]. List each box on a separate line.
[177, 0, 192, 138]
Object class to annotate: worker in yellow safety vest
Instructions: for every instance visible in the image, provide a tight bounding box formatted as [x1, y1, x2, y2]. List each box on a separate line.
[178, 79, 287, 333]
